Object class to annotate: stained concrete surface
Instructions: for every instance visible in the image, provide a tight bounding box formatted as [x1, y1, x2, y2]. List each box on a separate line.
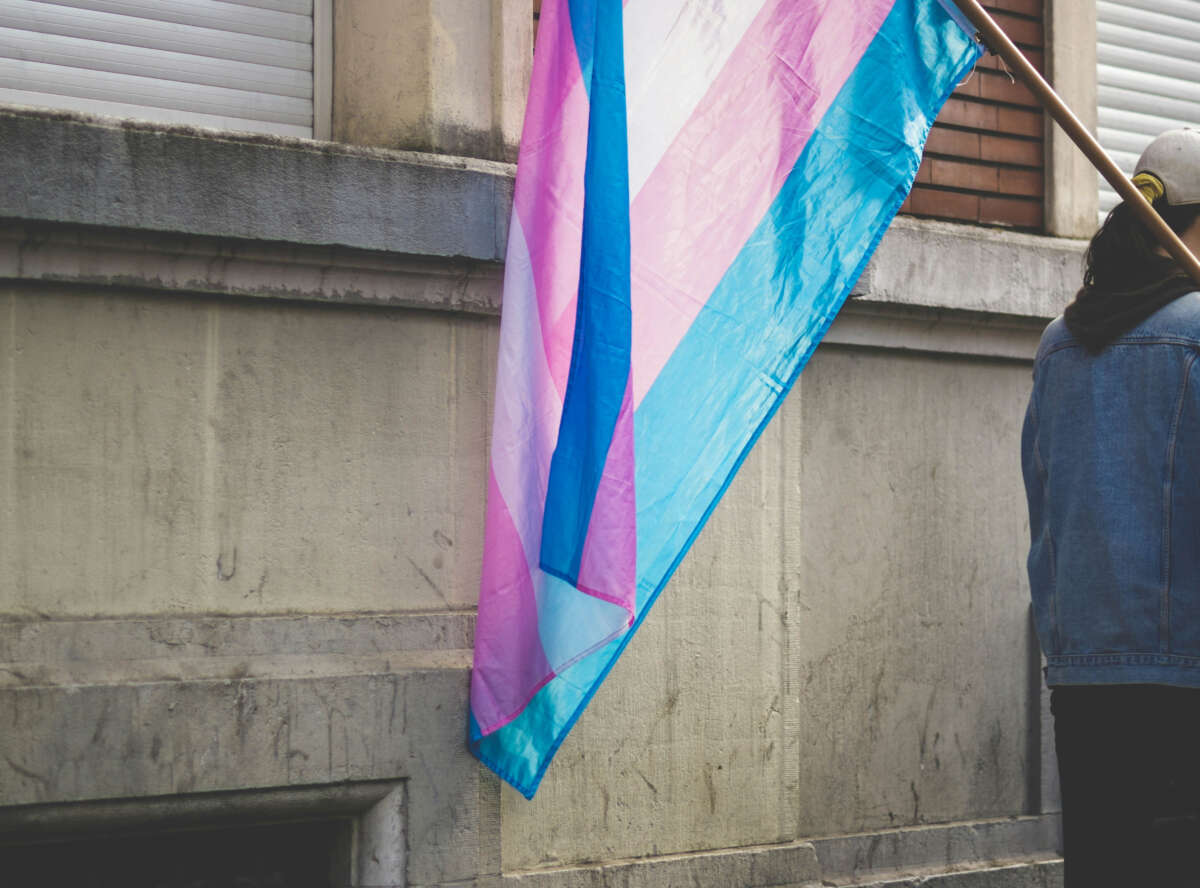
[332, 0, 531, 161]
[795, 350, 1036, 836]
[0, 97, 1069, 887]
[0, 108, 514, 261]
[0, 287, 495, 617]
[500, 346, 1041, 867]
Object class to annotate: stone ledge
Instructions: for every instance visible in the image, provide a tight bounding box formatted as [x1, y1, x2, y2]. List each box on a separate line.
[495, 818, 1062, 888]
[810, 817, 1061, 884]
[0, 669, 485, 887]
[854, 216, 1085, 322]
[1, 105, 1087, 324]
[826, 302, 1046, 361]
[828, 858, 1062, 888]
[1, 223, 1049, 361]
[0, 780, 399, 838]
[0, 649, 474, 690]
[0, 611, 475, 689]
[0, 222, 505, 315]
[0, 106, 513, 262]
[0, 610, 475, 664]
[501, 841, 822, 888]
[1, 215, 1080, 328]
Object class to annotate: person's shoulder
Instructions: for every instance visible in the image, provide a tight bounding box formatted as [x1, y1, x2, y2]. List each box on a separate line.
[1136, 291, 1200, 341]
[1035, 315, 1074, 360]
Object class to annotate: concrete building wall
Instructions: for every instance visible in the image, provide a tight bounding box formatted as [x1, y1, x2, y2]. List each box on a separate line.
[0, 2, 1086, 885]
[2, 289, 493, 618]
[498, 348, 1043, 867]
[333, 0, 533, 160]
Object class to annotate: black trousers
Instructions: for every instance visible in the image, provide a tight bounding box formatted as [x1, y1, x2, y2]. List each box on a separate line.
[1052, 684, 1200, 887]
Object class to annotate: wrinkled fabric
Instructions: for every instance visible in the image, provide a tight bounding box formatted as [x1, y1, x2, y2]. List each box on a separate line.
[471, 0, 981, 798]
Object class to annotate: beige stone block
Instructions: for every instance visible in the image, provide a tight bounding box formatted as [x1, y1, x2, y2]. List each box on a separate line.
[1, 289, 210, 616]
[202, 299, 492, 616]
[333, 0, 533, 161]
[1044, 0, 1099, 239]
[0, 287, 492, 617]
[793, 348, 1035, 835]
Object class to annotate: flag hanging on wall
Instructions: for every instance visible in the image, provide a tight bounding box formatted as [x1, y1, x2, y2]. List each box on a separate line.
[470, 0, 981, 798]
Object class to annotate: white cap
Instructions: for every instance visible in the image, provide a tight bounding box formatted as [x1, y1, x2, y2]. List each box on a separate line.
[1135, 128, 1200, 207]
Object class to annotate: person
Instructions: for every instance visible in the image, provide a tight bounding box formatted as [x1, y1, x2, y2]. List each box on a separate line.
[1022, 127, 1200, 887]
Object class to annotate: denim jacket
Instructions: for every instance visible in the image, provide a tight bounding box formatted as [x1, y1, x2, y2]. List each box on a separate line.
[1023, 292, 1200, 687]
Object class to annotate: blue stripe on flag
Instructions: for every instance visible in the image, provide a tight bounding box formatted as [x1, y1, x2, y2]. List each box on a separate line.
[567, 0, 597, 94]
[473, 0, 980, 798]
[632, 0, 979, 609]
[539, 0, 632, 586]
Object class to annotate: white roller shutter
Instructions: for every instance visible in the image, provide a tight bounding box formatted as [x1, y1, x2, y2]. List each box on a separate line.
[0, 0, 319, 138]
[1097, 0, 1200, 219]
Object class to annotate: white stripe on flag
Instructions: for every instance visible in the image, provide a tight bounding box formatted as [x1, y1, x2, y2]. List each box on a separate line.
[625, 0, 770, 199]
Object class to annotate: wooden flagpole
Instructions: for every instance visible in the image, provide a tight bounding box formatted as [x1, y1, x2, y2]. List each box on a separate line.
[952, 0, 1200, 287]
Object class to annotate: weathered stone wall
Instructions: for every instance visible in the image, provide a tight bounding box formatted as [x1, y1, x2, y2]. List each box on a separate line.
[0, 21, 1075, 878]
[332, 0, 532, 161]
[1, 287, 494, 618]
[498, 349, 1042, 866]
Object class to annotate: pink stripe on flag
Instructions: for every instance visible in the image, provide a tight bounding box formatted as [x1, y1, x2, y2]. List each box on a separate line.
[573, 373, 637, 615]
[628, 0, 896, 406]
[471, 470, 556, 735]
[490, 215, 561, 575]
[512, 0, 590, 400]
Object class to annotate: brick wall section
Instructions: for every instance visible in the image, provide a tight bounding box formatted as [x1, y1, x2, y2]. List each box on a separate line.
[900, 0, 1046, 230]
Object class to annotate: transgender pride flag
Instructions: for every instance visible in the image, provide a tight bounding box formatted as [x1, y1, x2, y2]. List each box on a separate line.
[470, 0, 981, 798]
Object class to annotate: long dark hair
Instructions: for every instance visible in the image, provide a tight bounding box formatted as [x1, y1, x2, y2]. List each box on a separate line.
[1065, 197, 1200, 352]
